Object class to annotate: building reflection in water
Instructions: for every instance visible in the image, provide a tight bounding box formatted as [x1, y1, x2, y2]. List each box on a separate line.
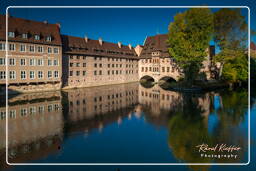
[0, 82, 248, 168]
[0, 91, 63, 167]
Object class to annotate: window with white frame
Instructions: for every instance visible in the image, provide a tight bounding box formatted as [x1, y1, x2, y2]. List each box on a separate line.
[37, 46, 43, 53]
[9, 44, 15, 51]
[53, 59, 58, 66]
[0, 58, 5, 65]
[9, 110, 16, 119]
[34, 35, 40, 40]
[54, 71, 59, 78]
[0, 71, 6, 80]
[20, 44, 26, 52]
[22, 33, 28, 39]
[38, 106, 44, 114]
[9, 71, 16, 79]
[20, 108, 27, 116]
[37, 59, 44, 66]
[29, 71, 35, 79]
[9, 58, 15, 66]
[53, 47, 59, 54]
[48, 71, 52, 78]
[38, 71, 43, 79]
[29, 107, 36, 115]
[48, 47, 52, 53]
[29, 59, 36, 66]
[0, 111, 6, 120]
[21, 71, 26, 79]
[48, 59, 52, 66]
[8, 32, 15, 38]
[46, 36, 52, 42]
[29, 45, 35, 52]
[20, 58, 26, 66]
[0, 43, 5, 51]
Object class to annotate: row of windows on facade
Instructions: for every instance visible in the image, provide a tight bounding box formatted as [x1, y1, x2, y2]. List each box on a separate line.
[0, 58, 59, 66]
[69, 91, 133, 106]
[8, 32, 53, 42]
[141, 58, 173, 63]
[70, 55, 137, 62]
[69, 62, 136, 68]
[0, 43, 59, 53]
[0, 103, 60, 120]
[70, 95, 135, 109]
[0, 70, 59, 80]
[141, 66, 175, 72]
[69, 70, 137, 77]
[141, 91, 175, 101]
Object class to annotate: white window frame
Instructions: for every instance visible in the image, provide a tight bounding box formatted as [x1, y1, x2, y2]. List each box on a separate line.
[9, 58, 15, 66]
[37, 46, 43, 53]
[20, 70, 26, 79]
[38, 71, 43, 79]
[37, 59, 44, 66]
[8, 43, 15, 51]
[0, 72, 6, 81]
[0, 43, 5, 51]
[22, 33, 28, 39]
[9, 71, 16, 80]
[0, 58, 5, 65]
[20, 108, 27, 116]
[29, 71, 35, 79]
[29, 58, 36, 66]
[48, 47, 52, 54]
[48, 71, 52, 78]
[20, 58, 26, 66]
[9, 110, 16, 119]
[54, 71, 59, 78]
[20, 44, 26, 52]
[8, 32, 15, 38]
[34, 35, 40, 40]
[53, 47, 59, 54]
[48, 59, 52, 66]
[46, 36, 52, 42]
[29, 45, 35, 52]
[53, 59, 59, 66]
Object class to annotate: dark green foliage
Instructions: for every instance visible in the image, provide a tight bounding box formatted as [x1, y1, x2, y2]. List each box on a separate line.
[167, 8, 214, 86]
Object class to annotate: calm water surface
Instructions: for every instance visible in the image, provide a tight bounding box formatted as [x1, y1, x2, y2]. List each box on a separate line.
[0, 82, 253, 171]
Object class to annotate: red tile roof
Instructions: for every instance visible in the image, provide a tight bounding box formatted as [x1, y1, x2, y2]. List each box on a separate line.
[61, 35, 138, 59]
[0, 14, 62, 46]
[140, 34, 169, 58]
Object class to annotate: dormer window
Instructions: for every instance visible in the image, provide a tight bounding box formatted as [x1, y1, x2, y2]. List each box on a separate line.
[34, 35, 40, 40]
[22, 33, 28, 39]
[46, 36, 52, 42]
[8, 32, 15, 38]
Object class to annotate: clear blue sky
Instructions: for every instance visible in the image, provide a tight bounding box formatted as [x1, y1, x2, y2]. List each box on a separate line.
[0, 0, 255, 46]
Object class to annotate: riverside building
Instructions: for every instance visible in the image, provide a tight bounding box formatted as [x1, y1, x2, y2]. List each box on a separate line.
[61, 35, 139, 88]
[0, 14, 62, 93]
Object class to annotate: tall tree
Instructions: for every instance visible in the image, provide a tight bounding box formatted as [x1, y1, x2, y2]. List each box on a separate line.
[213, 9, 248, 81]
[167, 8, 214, 86]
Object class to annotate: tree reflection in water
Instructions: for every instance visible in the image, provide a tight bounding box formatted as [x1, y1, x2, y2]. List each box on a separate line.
[141, 84, 248, 170]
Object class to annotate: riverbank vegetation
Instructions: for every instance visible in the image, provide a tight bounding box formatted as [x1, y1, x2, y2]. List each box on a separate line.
[167, 8, 249, 90]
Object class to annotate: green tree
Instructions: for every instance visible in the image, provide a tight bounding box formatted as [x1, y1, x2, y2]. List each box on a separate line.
[213, 9, 248, 82]
[167, 8, 214, 86]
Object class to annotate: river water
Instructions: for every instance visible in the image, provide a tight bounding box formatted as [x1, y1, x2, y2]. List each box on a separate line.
[0, 82, 254, 171]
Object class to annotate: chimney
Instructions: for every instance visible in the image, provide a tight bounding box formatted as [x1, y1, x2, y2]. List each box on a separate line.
[128, 44, 132, 50]
[43, 20, 48, 24]
[56, 23, 61, 29]
[99, 37, 103, 46]
[118, 42, 122, 48]
[85, 35, 88, 43]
